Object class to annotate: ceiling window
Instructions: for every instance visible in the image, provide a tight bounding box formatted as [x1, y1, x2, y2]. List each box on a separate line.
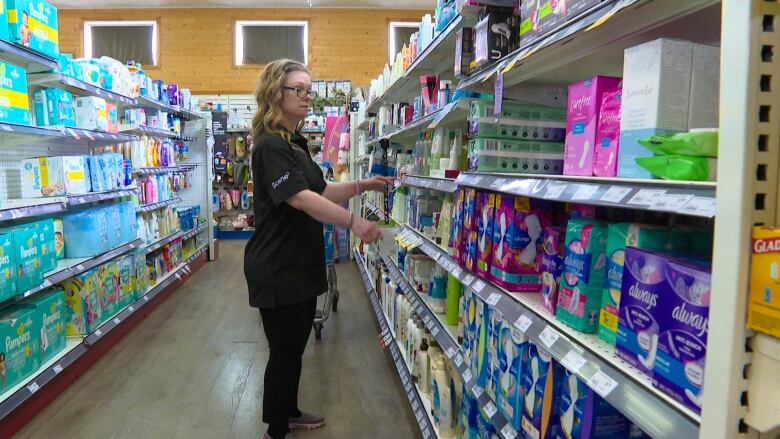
[83, 21, 158, 66]
[235, 21, 308, 66]
[389, 22, 418, 64]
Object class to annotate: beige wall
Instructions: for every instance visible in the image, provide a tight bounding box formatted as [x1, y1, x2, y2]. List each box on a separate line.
[59, 8, 430, 94]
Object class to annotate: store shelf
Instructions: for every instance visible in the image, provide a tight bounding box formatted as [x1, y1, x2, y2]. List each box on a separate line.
[27, 73, 136, 106]
[0, 122, 138, 148]
[67, 188, 139, 206]
[227, 127, 251, 133]
[0, 39, 58, 73]
[142, 231, 183, 254]
[354, 250, 437, 439]
[356, 118, 371, 131]
[301, 127, 325, 134]
[170, 105, 203, 121]
[137, 197, 182, 212]
[120, 125, 177, 139]
[132, 165, 197, 175]
[366, 99, 470, 150]
[0, 188, 138, 222]
[363, 200, 386, 221]
[366, 15, 467, 113]
[134, 95, 178, 114]
[401, 175, 458, 193]
[455, 172, 716, 218]
[395, 224, 699, 439]
[182, 223, 208, 240]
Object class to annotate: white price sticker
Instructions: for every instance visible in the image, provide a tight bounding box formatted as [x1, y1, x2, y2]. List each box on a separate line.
[514, 315, 533, 333]
[423, 315, 432, 325]
[128, 306, 135, 312]
[445, 346, 456, 358]
[484, 401, 498, 418]
[539, 326, 560, 348]
[463, 369, 473, 383]
[650, 193, 694, 212]
[544, 183, 567, 199]
[678, 196, 716, 217]
[473, 280, 486, 293]
[94, 329, 103, 338]
[588, 370, 618, 398]
[113, 318, 121, 325]
[53, 364, 63, 374]
[143, 295, 149, 302]
[490, 178, 507, 189]
[462, 274, 475, 286]
[431, 326, 440, 337]
[451, 266, 462, 278]
[76, 264, 85, 271]
[454, 354, 463, 367]
[27, 382, 40, 394]
[572, 184, 599, 201]
[501, 423, 518, 439]
[627, 189, 666, 206]
[485, 292, 502, 306]
[411, 399, 420, 411]
[41, 279, 52, 288]
[561, 351, 587, 374]
[599, 186, 632, 203]
[472, 385, 483, 398]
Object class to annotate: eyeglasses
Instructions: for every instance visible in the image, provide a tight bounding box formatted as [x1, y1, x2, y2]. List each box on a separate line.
[283, 86, 317, 99]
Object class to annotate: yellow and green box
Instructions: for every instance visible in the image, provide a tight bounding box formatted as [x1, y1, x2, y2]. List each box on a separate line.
[61, 269, 100, 336]
[0, 59, 30, 125]
[7, 0, 59, 58]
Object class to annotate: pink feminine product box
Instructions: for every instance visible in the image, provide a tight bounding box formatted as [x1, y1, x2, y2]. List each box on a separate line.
[475, 192, 496, 279]
[592, 87, 622, 177]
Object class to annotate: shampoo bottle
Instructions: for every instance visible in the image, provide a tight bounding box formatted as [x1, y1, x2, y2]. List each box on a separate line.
[435, 355, 456, 438]
[418, 338, 430, 395]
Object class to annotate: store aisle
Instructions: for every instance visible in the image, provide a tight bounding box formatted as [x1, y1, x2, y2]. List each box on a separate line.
[16, 241, 419, 439]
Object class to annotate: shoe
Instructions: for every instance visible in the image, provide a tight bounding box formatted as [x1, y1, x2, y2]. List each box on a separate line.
[288, 411, 325, 430]
[262, 431, 297, 439]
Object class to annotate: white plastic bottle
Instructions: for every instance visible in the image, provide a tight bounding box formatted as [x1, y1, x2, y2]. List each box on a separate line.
[418, 338, 430, 394]
[457, 294, 465, 345]
[434, 355, 455, 438]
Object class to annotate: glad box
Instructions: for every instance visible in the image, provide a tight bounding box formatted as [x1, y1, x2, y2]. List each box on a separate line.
[748, 226, 780, 338]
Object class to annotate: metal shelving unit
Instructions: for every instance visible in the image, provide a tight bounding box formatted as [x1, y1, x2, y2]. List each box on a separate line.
[365, 100, 469, 150]
[27, 73, 136, 105]
[0, 39, 57, 73]
[137, 197, 182, 212]
[400, 175, 459, 193]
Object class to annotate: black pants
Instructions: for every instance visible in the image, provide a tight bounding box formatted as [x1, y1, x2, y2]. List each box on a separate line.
[260, 297, 317, 438]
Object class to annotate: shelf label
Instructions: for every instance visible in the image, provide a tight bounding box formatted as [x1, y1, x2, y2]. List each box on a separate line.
[462, 274, 475, 286]
[501, 423, 518, 439]
[627, 189, 666, 206]
[94, 329, 103, 338]
[27, 382, 40, 394]
[561, 351, 587, 374]
[463, 369, 473, 383]
[598, 186, 632, 203]
[572, 184, 599, 201]
[544, 183, 567, 199]
[143, 295, 149, 302]
[490, 178, 507, 190]
[445, 346, 456, 358]
[484, 401, 498, 418]
[678, 196, 716, 217]
[454, 354, 463, 367]
[113, 318, 121, 325]
[451, 266, 462, 278]
[494, 72, 504, 122]
[128, 305, 135, 312]
[485, 292, 502, 306]
[76, 264, 85, 271]
[41, 279, 52, 288]
[411, 399, 420, 412]
[415, 408, 423, 422]
[472, 385, 483, 398]
[422, 426, 431, 439]
[431, 251, 441, 261]
[588, 370, 618, 398]
[514, 315, 533, 333]
[53, 364, 63, 374]
[650, 193, 694, 212]
[473, 280, 486, 293]
[430, 326, 439, 337]
[539, 326, 560, 348]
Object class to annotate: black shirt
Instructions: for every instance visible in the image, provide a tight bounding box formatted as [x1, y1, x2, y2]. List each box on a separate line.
[244, 131, 328, 308]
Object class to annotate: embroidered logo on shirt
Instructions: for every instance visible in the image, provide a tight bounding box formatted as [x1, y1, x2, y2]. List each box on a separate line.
[271, 171, 290, 189]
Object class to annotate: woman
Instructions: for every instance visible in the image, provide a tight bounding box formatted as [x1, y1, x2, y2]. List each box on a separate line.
[244, 59, 389, 439]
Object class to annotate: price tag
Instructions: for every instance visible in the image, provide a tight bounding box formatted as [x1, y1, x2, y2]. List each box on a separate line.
[678, 196, 716, 217]
[128, 306, 135, 312]
[94, 329, 103, 338]
[627, 189, 666, 206]
[490, 178, 507, 190]
[445, 346, 456, 358]
[423, 314, 432, 325]
[411, 399, 420, 411]
[175, 273, 182, 280]
[598, 186, 632, 203]
[561, 351, 587, 374]
[572, 184, 599, 201]
[501, 423, 518, 439]
[514, 315, 533, 333]
[422, 427, 431, 439]
[76, 264, 85, 271]
[454, 354, 463, 367]
[41, 279, 52, 288]
[484, 401, 498, 418]
[451, 266, 462, 278]
[431, 252, 441, 261]
[0, 124, 12, 131]
[431, 326, 440, 337]
[462, 274, 475, 286]
[27, 382, 40, 394]
[472, 385, 483, 398]
[463, 369, 473, 383]
[405, 381, 413, 393]
[415, 409, 424, 422]
[650, 193, 694, 212]
[143, 295, 149, 302]
[588, 370, 618, 398]
[544, 183, 567, 199]
[77, 197, 87, 204]
[113, 318, 121, 325]
[485, 292, 502, 306]
[53, 364, 63, 374]
[494, 72, 504, 122]
[539, 326, 560, 348]
[473, 280, 486, 293]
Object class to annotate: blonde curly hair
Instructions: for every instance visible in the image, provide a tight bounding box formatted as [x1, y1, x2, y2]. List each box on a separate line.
[251, 59, 311, 146]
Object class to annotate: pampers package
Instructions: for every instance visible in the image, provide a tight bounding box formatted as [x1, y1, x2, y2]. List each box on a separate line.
[491, 195, 550, 292]
[592, 88, 622, 177]
[654, 257, 711, 414]
[0, 232, 16, 302]
[32, 218, 56, 272]
[2, 225, 42, 293]
[598, 224, 668, 345]
[521, 342, 564, 439]
[476, 191, 496, 279]
[556, 218, 608, 333]
[496, 319, 528, 428]
[0, 305, 41, 390]
[541, 227, 565, 315]
[21, 155, 89, 198]
[7, 0, 59, 58]
[33, 88, 75, 127]
[0, 59, 31, 125]
[61, 268, 100, 335]
[22, 289, 66, 362]
[564, 76, 621, 176]
[556, 369, 632, 439]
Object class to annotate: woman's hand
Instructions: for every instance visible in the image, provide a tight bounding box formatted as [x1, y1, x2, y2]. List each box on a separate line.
[361, 176, 395, 192]
[351, 217, 382, 244]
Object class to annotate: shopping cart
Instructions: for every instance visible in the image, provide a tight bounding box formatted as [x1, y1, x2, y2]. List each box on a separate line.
[314, 224, 339, 340]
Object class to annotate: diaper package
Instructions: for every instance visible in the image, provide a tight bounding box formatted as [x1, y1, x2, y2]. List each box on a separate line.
[541, 227, 565, 315]
[97, 260, 120, 317]
[598, 224, 668, 345]
[117, 255, 136, 312]
[476, 191, 495, 279]
[556, 218, 608, 333]
[32, 218, 56, 272]
[462, 188, 478, 270]
[33, 88, 75, 127]
[564, 76, 622, 176]
[748, 226, 780, 338]
[556, 369, 632, 439]
[22, 155, 86, 198]
[2, 225, 42, 293]
[103, 204, 124, 249]
[497, 319, 529, 428]
[53, 218, 64, 259]
[0, 0, 8, 40]
[0, 305, 41, 390]
[61, 268, 100, 335]
[0, 232, 17, 302]
[7, 0, 59, 58]
[0, 59, 31, 126]
[61, 209, 110, 257]
[592, 88, 622, 177]
[490, 195, 551, 292]
[22, 288, 66, 362]
[521, 342, 564, 439]
[74, 96, 108, 131]
[654, 257, 710, 414]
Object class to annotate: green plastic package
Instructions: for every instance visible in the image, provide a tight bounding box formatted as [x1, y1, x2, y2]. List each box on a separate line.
[638, 129, 719, 157]
[635, 155, 717, 181]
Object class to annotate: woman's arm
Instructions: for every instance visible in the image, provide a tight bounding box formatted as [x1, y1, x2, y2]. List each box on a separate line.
[321, 176, 395, 204]
[287, 190, 382, 243]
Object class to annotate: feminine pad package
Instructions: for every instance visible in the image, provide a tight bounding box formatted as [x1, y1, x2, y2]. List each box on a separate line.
[0, 305, 41, 390]
[61, 268, 100, 335]
[556, 369, 632, 439]
[556, 218, 608, 333]
[491, 195, 551, 292]
[0, 233, 17, 302]
[521, 342, 564, 439]
[592, 88, 622, 177]
[0, 60, 31, 125]
[475, 192, 495, 279]
[61, 209, 109, 257]
[7, 0, 59, 57]
[497, 319, 528, 428]
[519, 0, 566, 47]
[22, 289, 66, 362]
[598, 224, 668, 345]
[462, 188, 478, 270]
[2, 225, 42, 293]
[564, 76, 621, 176]
[459, 385, 481, 439]
[541, 227, 565, 315]
[33, 88, 75, 127]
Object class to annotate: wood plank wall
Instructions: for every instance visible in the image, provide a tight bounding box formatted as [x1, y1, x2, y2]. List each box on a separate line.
[58, 8, 429, 94]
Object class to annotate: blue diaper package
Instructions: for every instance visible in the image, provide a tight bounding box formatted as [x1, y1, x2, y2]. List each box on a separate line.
[33, 87, 75, 127]
[61, 209, 109, 257]
[459, 385, 481, 439]
[7, 0, 59, 58]
[0, 232, 17, 302]
[102, 204, 123, 249]
[0, 59, 31, 125]
[117, 202, 137, 243]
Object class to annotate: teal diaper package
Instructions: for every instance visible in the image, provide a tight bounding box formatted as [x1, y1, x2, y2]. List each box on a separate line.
[0, 0, 9, 41]
[0, 59, 31, 125]
[33, 87, 75, 127]
[0, 305, 41, 390]
[1, 225, 42, 293]
[7, 0, 59, 58]
[0, 232, 17, 302]
[32, 218, 56, 273]
[22, 288, 65, 362]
